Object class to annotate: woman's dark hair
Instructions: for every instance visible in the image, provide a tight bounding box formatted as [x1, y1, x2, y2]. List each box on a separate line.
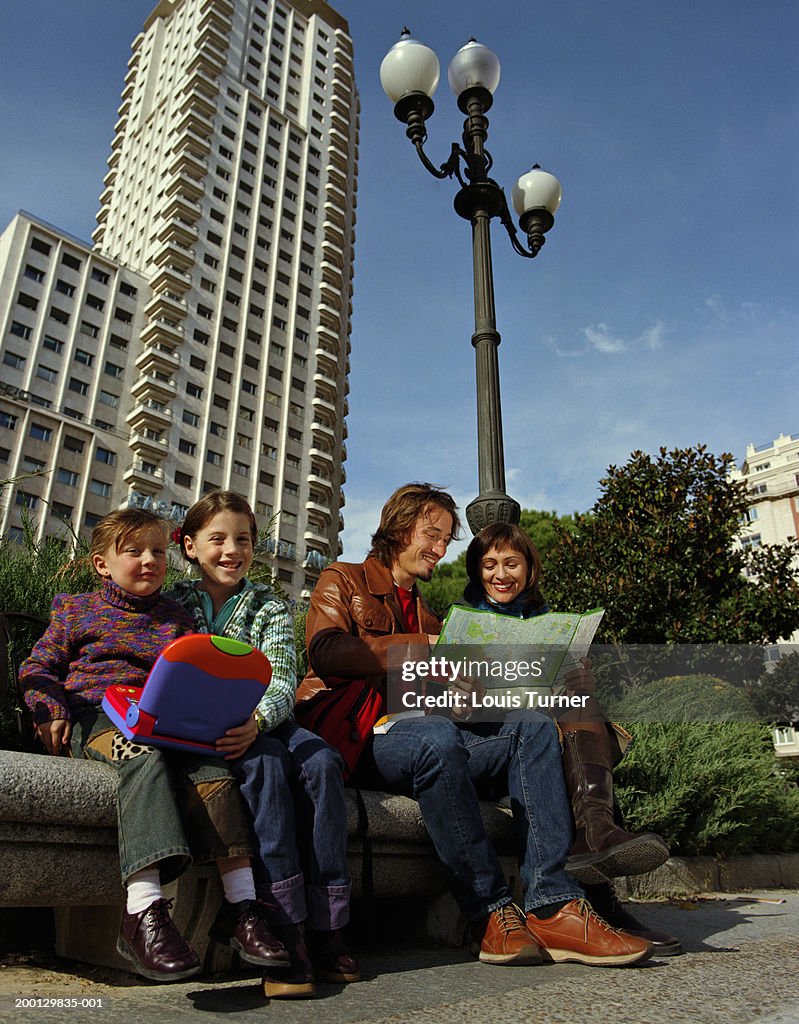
[368, 482, 461, 567]
[179, 490, 258, 564]
[464, 523, 545, 615]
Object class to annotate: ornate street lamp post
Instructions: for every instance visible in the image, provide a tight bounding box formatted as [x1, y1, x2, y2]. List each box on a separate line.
[380, 30, 562, 533]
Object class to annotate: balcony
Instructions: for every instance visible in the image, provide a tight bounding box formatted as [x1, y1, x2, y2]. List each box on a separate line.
[168, 147, 207, 179]
[164, 170, 205, 202]
[152, 239, 196, 271]
[327, 143, 349, 174]
[144, 290, 187, 321]
[308, 472, 333, 496]
[131, 372, 177, 402]
[163, 192, 202, 223]
[323, 201, 347, 232]
[126, 400, 173, 431]
[175, 105, 214, 138]
[157, 217, 199, 247]
[309, 445, 334, 466]
[313, 371, 337, 398]
[320, 280, 342, 310]
[150, 263, 192, 294]
[198, 6, 230, 35]
[124, 460, 166, 494]
[200, 0, 233, 15]
[311, 420, 336, 445]
[304, 523, 330, 548]
[129, 430, 169, 458]
[179, 86, 217, 120]
[183, 65, 219, 98]
[136, 343, 180, 375]
[197, 25, 229, 55]
[140, 317, 184, 346]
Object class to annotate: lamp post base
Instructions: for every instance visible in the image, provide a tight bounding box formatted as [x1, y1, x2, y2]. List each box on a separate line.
[465, 491, 521, 535]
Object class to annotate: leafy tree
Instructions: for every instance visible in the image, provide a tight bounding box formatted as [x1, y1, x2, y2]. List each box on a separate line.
[419, 552, 467, 618]
[544, 445, 799, 644]
[519, 508, 577, 564]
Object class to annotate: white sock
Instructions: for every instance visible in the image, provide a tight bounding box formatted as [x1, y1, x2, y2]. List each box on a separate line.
[220, 866, 256, 905]
[126, 868, 163, 914]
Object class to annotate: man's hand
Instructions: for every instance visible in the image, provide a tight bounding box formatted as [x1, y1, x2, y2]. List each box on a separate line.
[563, 657, 596, 698]
[35, 719, 72, 756]
[217, 714, 259, 760]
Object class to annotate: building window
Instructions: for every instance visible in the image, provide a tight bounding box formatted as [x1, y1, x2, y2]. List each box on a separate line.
[16, 491, 40, 510]
[96, 447, 116, 465]
[63, 435, 84, 453]
[10, 320, 32, 340]
[183, 410, 200, 427]
[119, 282, 137, 297]
[24, 265, 45, 283]
[43, 335, 63, 353]
[49, 306, 70, 324]
[178, 438, 196, 456]
[61, 253, 82, 271]
[29, 423, 52, 441]
[186, 382, 204, 398]
[104, 361, 124, 379]
[206, 450, 223, 466]
[98, 390, 119, 408]
[74, 349, 94, 366]
[91, 268, 110, 285]
[30, 237, 52, 255]
[18, 292, 39, 309]
[4, 352, 26, 370]
[36, 364, 58, 382]
[0, 412, 18, 430]
[90, 479, 112, 497]
[69, 378, 89, 396]
[175, 471, 193, 488]
[56, 468, 79, 487]
[233, 461, 249, 477]
[86, 294, 105, 311]
[80, 320, 99, 339]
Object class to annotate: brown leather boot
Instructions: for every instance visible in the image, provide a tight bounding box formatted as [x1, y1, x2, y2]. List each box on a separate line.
[562, 726, 670, 883]
[263, 923, 316, 999]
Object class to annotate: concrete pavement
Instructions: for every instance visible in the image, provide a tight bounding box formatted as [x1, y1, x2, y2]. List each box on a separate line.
[1, 891, 798, 1024]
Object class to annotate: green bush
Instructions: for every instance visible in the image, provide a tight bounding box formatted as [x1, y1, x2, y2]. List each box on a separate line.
[615, 720, 799, 855]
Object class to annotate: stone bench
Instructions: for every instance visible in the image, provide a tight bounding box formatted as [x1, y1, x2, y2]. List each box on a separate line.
[0, 749, 519, 972]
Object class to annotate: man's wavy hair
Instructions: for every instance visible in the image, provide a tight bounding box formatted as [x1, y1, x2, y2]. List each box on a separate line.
[368, 483, 461, 567]
[464, 523, 546, 615]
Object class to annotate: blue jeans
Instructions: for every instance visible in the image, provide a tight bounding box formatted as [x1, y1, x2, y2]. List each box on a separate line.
[236, 719, 351, 930]
[365, 713, 583, 920]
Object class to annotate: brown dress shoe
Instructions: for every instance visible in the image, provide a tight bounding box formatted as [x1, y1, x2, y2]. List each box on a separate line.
[209, 899, 290, 967]
[524, 899, 653, 967]
[470, 903, 542, 966]
[117, 898, 202, 982]
[308, 928, 361, 983]
[582, 882, 683, 956]
[263, 923, 316, 999]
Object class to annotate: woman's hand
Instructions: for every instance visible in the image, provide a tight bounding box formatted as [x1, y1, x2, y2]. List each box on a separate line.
[564, 657, 596, 698]
[217, 714, 259, 760]
[36, 719, 72, 756]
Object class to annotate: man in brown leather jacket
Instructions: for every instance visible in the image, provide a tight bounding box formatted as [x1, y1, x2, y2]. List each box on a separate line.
[296, 483, 652, 968]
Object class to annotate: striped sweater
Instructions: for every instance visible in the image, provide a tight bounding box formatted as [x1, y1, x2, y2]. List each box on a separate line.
[20, 580, 193, 725]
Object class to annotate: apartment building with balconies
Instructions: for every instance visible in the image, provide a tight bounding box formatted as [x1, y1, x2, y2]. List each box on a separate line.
[0, 0, 357, 599]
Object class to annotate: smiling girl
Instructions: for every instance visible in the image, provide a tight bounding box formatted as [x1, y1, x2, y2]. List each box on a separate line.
[20, 508, 287, 982]
[168, 491, 358, 998]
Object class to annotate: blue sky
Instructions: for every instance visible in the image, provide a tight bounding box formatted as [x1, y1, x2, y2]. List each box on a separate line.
[1, 1, 797, 562]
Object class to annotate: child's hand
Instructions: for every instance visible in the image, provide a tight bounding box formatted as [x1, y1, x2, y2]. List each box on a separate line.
[217, 714, 258, 760]
[36, 719, 72, 756]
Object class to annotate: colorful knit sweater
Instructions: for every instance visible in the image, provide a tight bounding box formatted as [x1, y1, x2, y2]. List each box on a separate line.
[20, 580, 194, 725]
[166, 579, 297, 734]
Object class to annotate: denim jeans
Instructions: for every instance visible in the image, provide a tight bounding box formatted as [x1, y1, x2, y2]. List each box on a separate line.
[236, 719, 351, 930]
[363, 713, 583, 920]
[72, 709, 252, 883]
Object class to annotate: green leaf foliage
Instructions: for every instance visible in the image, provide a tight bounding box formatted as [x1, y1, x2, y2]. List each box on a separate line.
[543, 445, 799, 644]
[615, 719, 799, 855]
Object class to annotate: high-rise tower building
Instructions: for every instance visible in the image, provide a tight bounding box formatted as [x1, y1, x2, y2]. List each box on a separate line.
[0, 0, 357, 599]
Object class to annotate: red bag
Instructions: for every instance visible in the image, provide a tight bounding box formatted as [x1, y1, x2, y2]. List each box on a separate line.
[296, 681, 383, 780]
